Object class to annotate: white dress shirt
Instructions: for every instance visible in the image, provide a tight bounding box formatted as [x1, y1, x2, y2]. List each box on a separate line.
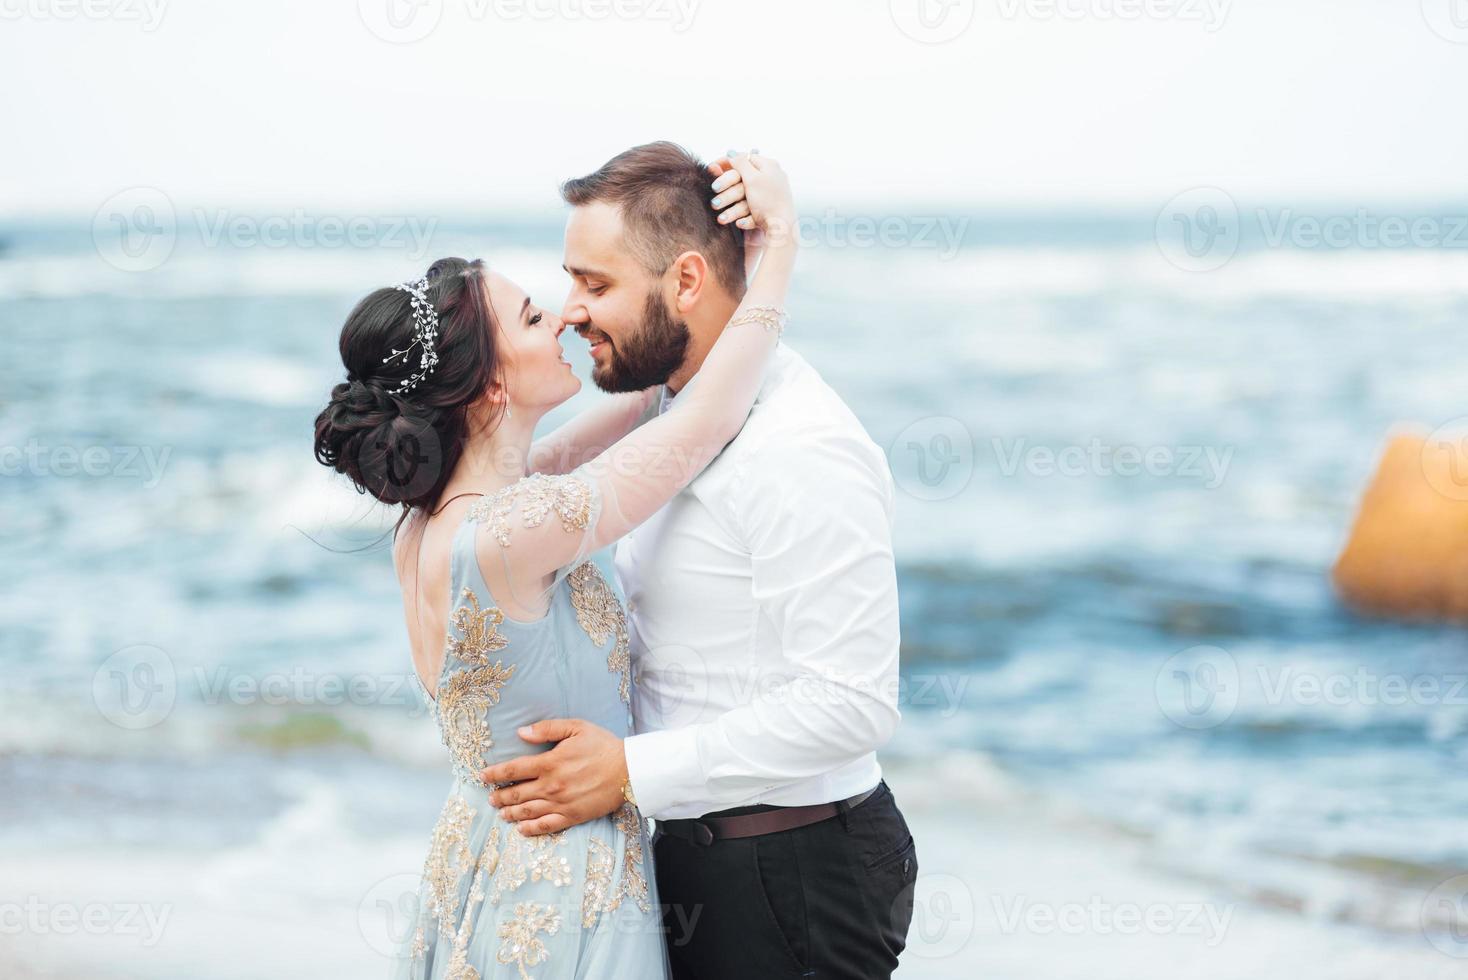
[618, 344, 902, 820]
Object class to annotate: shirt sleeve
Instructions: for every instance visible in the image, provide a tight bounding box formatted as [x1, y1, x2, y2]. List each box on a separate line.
[622, 427, 903, 819]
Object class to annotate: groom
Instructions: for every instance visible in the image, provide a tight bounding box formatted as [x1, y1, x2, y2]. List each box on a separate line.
[481, 142, 916, 979]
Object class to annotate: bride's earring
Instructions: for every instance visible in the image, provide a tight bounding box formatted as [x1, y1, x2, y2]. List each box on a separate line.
[504, 402, 512, 421]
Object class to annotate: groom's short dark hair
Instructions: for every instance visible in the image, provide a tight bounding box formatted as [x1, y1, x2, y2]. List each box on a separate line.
[561, 141, 747, 299]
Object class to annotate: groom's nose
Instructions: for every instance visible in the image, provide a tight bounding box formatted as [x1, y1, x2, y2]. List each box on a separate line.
[562, 307, 589, 330]
[561, 295, 589, 329]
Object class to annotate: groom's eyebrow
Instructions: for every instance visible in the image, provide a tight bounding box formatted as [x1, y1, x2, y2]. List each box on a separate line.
[563, 264, 607, 280]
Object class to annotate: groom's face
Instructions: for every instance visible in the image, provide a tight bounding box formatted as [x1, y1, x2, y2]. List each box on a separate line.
[561, 201, 690, 393]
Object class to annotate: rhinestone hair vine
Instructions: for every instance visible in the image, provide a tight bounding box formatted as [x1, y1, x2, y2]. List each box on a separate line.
[382, 275, 441, 394]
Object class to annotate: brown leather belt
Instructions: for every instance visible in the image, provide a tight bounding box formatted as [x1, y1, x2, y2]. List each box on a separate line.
[657, 784, 881, 847]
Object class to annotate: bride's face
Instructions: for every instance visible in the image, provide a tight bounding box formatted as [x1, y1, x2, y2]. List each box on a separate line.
[483, 271, 581, 414]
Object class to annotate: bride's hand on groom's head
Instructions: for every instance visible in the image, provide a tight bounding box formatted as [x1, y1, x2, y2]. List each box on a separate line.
[708, 150, 795, 245]
[709, 155, 753, 231]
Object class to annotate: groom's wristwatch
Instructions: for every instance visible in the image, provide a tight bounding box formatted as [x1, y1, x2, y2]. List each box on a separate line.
[622, 777, 637, 808]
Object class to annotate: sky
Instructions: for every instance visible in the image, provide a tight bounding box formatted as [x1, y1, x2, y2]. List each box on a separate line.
[2, 0, 1467, 216]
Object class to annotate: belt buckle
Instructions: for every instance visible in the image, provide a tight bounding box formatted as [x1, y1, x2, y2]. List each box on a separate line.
[692, 820, 715, 847]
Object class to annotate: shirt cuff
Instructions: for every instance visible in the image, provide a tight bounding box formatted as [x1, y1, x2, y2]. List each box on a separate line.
[623, 727, 707, 820]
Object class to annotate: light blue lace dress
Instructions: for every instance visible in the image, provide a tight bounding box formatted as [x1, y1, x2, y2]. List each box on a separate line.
[394, 474, 667, 980]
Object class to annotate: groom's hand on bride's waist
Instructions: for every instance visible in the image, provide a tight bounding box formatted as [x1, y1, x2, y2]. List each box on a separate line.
[480, 718, 629, 837]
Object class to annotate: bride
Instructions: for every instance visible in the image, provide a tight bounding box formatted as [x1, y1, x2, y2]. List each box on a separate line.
[312, 153, 794, 978]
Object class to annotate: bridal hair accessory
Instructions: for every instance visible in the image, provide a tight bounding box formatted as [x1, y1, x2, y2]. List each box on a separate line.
[728, 305, 787, 336]
[382, 276, 441, 394]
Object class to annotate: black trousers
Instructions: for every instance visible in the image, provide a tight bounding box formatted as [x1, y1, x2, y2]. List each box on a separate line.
[654, 782, 918, 980]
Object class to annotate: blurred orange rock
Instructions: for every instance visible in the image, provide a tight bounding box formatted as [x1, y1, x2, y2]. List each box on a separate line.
[1333, 428, 1468, 621]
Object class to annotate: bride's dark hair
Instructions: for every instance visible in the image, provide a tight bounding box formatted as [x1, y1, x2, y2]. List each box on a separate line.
[314, 257, 500, 513]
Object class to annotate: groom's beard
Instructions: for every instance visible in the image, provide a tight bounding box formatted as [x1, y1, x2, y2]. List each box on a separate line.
[588, 290, 691, 393]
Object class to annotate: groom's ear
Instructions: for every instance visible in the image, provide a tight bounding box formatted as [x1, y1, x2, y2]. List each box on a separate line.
[669, 249, 710, 314]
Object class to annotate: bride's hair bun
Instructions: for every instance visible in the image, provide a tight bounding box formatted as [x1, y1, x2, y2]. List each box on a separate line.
[312, 257, 499, 511]
[315, 378, 442, 507]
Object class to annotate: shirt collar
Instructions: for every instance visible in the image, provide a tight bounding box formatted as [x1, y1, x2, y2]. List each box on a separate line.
[659, 343, 786, 416]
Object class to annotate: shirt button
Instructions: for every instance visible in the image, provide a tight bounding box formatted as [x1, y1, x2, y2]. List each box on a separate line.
[627, 600, 638, 613]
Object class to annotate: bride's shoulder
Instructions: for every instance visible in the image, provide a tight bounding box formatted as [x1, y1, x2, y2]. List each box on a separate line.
[465, 472, 598, 551]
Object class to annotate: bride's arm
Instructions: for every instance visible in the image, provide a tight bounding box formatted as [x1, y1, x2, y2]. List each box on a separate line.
[527, 389, 658, 476]
[475, 153, 797, 580]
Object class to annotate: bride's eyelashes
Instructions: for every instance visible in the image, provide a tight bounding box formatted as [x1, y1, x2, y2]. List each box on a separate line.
[529, 311, 543, 326]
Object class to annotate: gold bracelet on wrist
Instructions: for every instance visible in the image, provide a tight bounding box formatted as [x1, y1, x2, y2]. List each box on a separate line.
[728, 306, 787, 336]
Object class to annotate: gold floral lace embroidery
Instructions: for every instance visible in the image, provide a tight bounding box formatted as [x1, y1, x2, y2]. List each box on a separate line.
[567, 562, 632, 704]
[527, 833, 573, 888]
[580, 804, 651, 926]
[444, 825, 499, 980]
[580, 837, 615, 928]
[438, 664, 515, 780]
[447, 588, 508, 666]
[497, 902, 562, 980]
[608, 802, 652, 914]
[438, 588, 516, 780]
[488, 828, 571, 905]
[410, 926, 426, 960]
[423, 795, 476, 936]
[467, 473, 595, 549]
[418, 809, 502, 976]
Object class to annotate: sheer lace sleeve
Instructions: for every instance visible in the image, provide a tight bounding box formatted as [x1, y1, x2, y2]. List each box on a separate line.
[527, 389, 659, 476]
